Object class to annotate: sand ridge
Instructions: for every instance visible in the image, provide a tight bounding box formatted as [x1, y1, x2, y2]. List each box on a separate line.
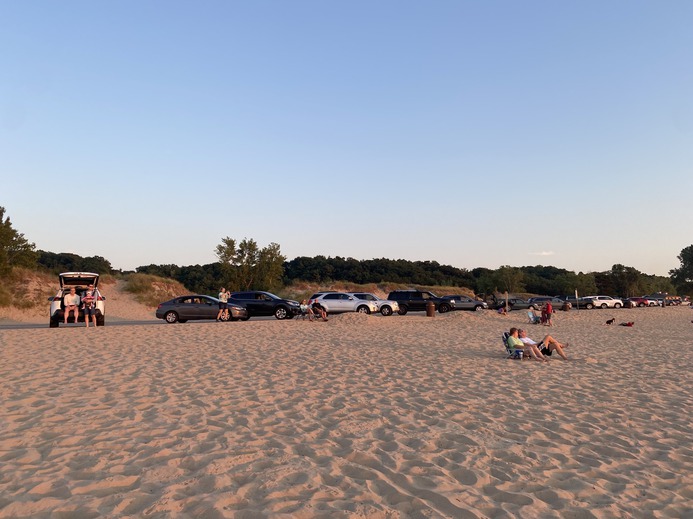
[1, 307, 692, 517]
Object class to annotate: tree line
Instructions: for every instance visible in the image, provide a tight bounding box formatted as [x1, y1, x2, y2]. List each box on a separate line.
[1, 206, 690, 298]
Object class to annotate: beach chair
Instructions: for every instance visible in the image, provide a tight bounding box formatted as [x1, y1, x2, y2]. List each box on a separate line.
[502, 332, 523, 359]
[527, 310, 541, 325]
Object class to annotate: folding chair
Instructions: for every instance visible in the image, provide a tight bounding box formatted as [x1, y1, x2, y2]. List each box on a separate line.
[502, 331, 523, 359]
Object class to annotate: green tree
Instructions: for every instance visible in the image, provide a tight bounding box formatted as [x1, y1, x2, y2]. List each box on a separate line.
[670, 245, 693, 295]
[256, 242, 286, 292]
[215, 236, 238, 289]
[494, 265, 524, 294]
[214, 237, 285, 291]
[0, 206, 38, 275]
[609, 264, 642, 297]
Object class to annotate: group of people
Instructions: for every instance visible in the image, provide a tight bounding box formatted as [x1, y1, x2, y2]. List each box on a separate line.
[506, 327, 569, 362]
[499, 301, 555, 326]
[63, 284, 101, 327]
[299, 299, 328, 321]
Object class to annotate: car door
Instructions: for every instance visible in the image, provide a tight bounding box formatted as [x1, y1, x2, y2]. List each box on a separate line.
[457, 296, 472, 310]
[197, 296, 219, 319]
[321, 293, 343, 313]
[176, 297, 197, 319]
[255, 293, 276, 316]
[230, 292, 260, 316]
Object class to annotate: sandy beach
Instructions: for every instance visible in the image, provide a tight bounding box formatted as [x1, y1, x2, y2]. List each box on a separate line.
[1, 304, 692, 518]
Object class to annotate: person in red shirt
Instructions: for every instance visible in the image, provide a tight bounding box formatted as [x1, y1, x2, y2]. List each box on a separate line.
[545, 301, 553, 326]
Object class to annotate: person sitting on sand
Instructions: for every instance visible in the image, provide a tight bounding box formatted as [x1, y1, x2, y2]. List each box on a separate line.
[518, 328, 568, 360]
[507, 327, 549, 362]
[63, 287, 81, 324]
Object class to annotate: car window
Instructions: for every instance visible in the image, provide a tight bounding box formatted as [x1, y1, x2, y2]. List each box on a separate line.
[324, 294, 339, 300]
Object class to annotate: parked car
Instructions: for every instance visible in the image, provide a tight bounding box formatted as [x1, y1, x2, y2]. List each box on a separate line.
[346, 292, 399, 316]
[49, 272, 106, 327]
[528, 296, 572, 310]
[442, 294, 488, 311]
[581, 295, 623, 309]
[309, 292, 379, 314]
[625, 297, 652, 308]
[229, 291, 300, 320]
[493, 298, 538, 311]
[386, 290, 456, 315]
[156, 295, 248, 323]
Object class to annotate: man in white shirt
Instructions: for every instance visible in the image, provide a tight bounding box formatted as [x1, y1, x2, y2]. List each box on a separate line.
[63, 287, 81, 324]
[518, 329, 569, 360]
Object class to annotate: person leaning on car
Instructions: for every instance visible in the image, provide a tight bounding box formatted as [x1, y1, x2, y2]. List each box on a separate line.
[63, 287, 81, 324]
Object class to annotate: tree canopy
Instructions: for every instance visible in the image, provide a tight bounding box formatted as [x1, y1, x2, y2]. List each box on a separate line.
[0, 206, 37, 275]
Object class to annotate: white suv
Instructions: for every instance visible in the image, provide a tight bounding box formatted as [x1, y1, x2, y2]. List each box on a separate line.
[309, 292, 378, 315]
[49, 272, 106, 327]
[582, 295, 623, 309]
[346, 292, 400, 316]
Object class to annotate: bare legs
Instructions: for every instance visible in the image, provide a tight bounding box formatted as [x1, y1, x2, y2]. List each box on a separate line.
[523, 343, 549, 362]
[542, 335, 569, 360]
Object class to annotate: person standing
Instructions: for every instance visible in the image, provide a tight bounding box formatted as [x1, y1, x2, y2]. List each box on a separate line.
[82, 289, 97, 327]
[217, 288, 229, 321]
[63, 287, 81, 324]
[545, 300, 553, 326]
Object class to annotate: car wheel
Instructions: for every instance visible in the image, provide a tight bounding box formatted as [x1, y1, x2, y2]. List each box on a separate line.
[220, 312, 229, 322]
[380, 305, 393, 316]
[274, 307, 289, 320]
[638, 302, 645, 307]
[96, 316, 105, 327]
[49, 319, 59, 328]
[164, 311, 179, 323]
[438, 304, 450, 314]
[398, 304, 408, 315]
[601, 303, 608, 309]
[614, 303, 621, 309]
[356, 305, 371, 314]
[474, 305, 483, 312]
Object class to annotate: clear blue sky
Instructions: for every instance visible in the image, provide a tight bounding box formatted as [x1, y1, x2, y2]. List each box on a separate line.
[2, 1, 691, 276]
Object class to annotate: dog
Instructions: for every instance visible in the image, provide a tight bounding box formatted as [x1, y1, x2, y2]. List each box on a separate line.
[605, 317, 616, 325]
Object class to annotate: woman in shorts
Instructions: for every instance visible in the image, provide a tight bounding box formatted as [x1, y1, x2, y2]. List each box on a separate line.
[82, 289, 97, 327]
[217, 288, 229, 321]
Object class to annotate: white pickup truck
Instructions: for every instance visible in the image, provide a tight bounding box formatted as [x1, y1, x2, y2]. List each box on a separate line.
[582, 295, 623, 309]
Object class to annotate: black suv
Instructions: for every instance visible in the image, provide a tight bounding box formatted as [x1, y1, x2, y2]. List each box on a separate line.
[386, 290, 456, 315]
[229, 291, 300, 320]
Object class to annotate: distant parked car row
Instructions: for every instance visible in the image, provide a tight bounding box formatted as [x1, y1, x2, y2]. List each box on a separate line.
[153, 288, 493, 324]
[153, 288, 685, 324]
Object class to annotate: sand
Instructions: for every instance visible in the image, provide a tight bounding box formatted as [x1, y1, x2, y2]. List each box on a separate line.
[1, 304, 692, 518]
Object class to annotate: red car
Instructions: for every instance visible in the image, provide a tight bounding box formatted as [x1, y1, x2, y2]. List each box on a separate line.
[626, 297, 651, 308]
